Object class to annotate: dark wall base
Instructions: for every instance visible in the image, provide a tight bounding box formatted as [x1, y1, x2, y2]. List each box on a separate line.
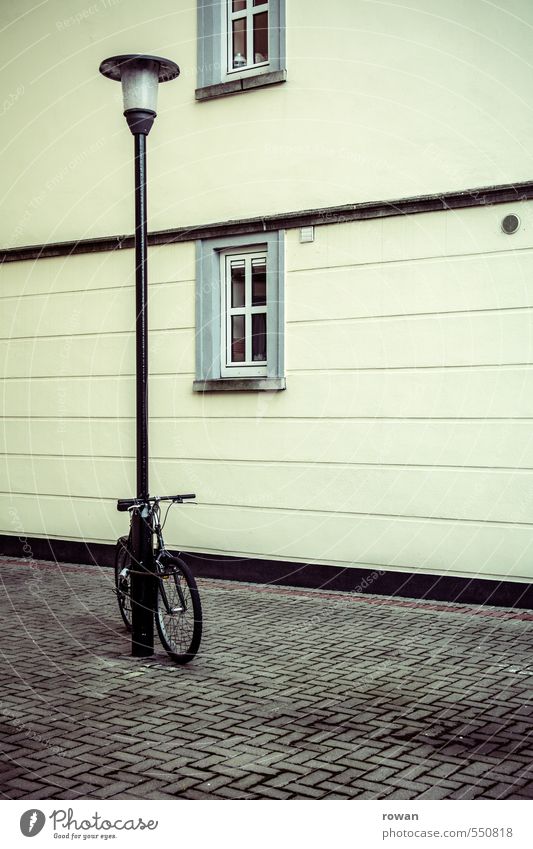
[182, 552, 533, 609]
[0, 534, 116, 569]
[1, 534, 531, 609]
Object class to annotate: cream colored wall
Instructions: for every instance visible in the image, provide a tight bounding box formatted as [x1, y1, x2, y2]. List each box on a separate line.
[1, 0, 533, 248]
[2, 200, 533, 581]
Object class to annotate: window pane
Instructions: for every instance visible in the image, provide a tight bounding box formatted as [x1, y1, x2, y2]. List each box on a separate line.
[251, 258, 266, 306]
[231, 314, 245, 362]
[232, 18, 247, 67]
[252, 313, 267, 361]
[253, 0, 266, 6]
[253, 11, 268, 63]
[230, 261, 245, 307]
[232, 0, 246, 11]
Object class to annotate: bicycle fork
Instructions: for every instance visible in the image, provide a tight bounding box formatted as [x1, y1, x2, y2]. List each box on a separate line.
[158, 569, 187, 616]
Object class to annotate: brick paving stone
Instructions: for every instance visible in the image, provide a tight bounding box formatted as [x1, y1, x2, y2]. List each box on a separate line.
[163, 777, 199, 795]
[513, 781, 533, 798]
[489, 759, 526, 776]
[228, 773, 265, 792]
[387, 787, 418, 800]
[201, 764, 247, 781]
[265, 771, 306, 789]
[5, 778, 47, 794]
[58, 745, 95, 759]
[397, 763, 437, 782]
[419, 785, 456, 800]
[515, 765, 533, 781]
[0, 556, 532, 801]
[143, 768, 183, 781]
[387, 777, 432, 793]
[5, 786, 46, 800]
[196, 774, 236, 793]
[122, 779, 170, 795]
[211, 787, 251, 800]
[68, 773, 113, 788]
[339, 759, 375, 774]
[176, 766, 213, 781]
[181, 788, 221, 800]
[107, 770, 147, 784]
[319, 786, 354, 799]
[449, 784, 488, 800]
[346, 778, 395, 796]
[297, 769, 333, 787]
[428, 761, 462, 778]
[355, 788, 395, 799]
[90, 781, 133, 798]
[281, 782, 325, 798]
[360, 766, 397, 784]
[452, 764, 495, 782]
[254, 786, 293, 799]
[65, 782, 102, 797]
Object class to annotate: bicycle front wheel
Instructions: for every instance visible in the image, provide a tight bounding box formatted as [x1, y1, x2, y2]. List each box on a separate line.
[115, 535, 132, 631]
[156, 557, 202, 664]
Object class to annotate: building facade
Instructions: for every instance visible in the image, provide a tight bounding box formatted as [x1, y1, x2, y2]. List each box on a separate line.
[1, 0, 533, 603]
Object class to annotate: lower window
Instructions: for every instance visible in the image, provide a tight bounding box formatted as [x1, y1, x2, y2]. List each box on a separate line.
[222, 250, 267, 376]
[194, 231, 285, 391]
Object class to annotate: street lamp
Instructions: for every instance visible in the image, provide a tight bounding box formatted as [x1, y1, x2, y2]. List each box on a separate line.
[99, 54, 180, 657]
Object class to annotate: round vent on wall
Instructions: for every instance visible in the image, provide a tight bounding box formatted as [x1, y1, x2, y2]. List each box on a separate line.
[501, 213, 520, 234]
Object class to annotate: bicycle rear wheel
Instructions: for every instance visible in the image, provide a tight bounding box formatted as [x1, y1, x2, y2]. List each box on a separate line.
[115, 535, 132, 631]
[156, 556, 202, 664]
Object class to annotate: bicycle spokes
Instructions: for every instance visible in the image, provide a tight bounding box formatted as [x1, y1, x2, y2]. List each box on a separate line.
[156, 561, 202, 663]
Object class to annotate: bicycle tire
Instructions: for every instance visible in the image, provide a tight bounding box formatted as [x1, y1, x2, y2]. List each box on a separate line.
[115, 535, 132, 631]
[155, 556, 202, 664]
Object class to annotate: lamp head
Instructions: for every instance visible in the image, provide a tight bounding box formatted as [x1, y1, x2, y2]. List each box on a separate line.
[99, 54, 180, 135]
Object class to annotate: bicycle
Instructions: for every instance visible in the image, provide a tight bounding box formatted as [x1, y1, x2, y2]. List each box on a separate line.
[114, 493, 202, 664]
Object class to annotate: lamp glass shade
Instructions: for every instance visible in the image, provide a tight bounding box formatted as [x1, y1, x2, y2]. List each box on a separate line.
[121, 59, 160, 113]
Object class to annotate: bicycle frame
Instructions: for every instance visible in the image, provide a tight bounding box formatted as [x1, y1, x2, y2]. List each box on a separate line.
[122, 494, 195, 617]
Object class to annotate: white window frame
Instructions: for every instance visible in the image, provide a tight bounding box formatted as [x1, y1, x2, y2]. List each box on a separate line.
[196, 0, 286, 101]
[194, 231, 285, 391]
[225, 0, 270, 78]
[221, 250, 268, 377]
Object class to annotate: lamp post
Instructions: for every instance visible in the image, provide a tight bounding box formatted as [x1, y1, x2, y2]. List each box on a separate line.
[99, 54, 180, 657]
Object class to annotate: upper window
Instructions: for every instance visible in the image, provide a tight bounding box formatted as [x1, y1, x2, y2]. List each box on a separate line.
[194, 231, 285, 391]
[227, 1, 269, 76]
[196, 0, 286, 101]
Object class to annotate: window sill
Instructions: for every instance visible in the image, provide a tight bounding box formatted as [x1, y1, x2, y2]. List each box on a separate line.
[195, 70, 287, 102]
[193, 377, 286, 392]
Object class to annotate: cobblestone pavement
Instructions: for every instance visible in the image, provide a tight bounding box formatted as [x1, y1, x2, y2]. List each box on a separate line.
[0, 556, 532, 800]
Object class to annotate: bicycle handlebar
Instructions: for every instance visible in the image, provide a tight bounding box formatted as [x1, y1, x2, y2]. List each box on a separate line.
[116, 494, 196, 512]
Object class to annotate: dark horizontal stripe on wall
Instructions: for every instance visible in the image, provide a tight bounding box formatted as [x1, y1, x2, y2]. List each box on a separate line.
[2, 180, 533, 263]
[1, 533, 531, 610]
[0, 534, 116, 569]
[183, 552, 533, 609]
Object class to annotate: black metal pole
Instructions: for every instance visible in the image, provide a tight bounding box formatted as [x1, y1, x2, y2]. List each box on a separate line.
[131, 131, 155, 657]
